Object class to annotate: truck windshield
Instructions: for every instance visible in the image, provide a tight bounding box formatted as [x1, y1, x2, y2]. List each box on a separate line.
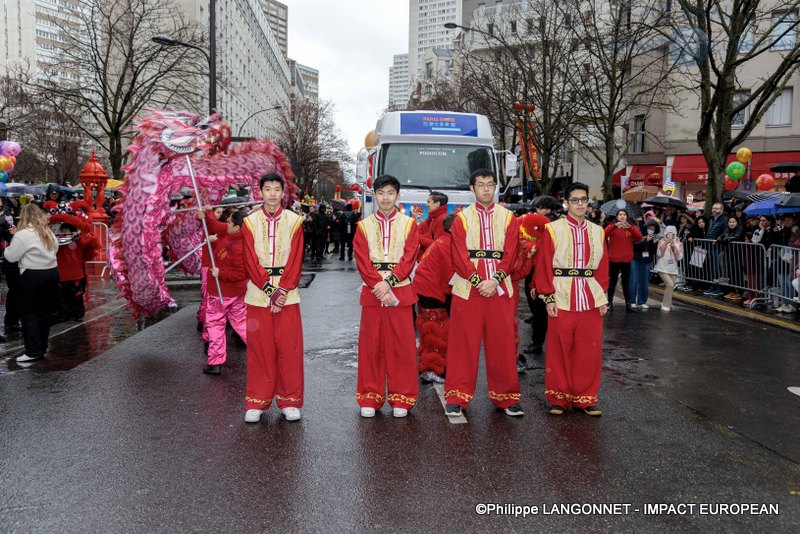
[378, 143, 495, 191]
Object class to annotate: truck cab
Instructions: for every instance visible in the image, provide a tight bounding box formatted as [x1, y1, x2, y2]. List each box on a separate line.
[354, 111, 515, 221]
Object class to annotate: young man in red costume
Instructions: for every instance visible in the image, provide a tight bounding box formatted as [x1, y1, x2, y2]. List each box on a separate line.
[354, 174, 420, 418]
[417, 191, 448, 259]
[534, 182, 609, 416]
[414, 214, 456, 384]
[444, 169, 523, 417]
[241, 173, 304, 423]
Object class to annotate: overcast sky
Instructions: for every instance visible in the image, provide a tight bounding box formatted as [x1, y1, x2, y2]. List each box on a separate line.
[283, 0, 409, 159]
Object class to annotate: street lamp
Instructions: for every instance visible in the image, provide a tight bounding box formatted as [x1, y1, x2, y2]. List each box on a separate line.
[237, 105, 282, 138]
[152, 0, 217, 115]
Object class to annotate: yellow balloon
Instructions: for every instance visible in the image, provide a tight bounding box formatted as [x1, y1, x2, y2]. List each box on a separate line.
[0, 157, 10, 171]
[736, 147, 752, 163]
[364, 130, 376, 148]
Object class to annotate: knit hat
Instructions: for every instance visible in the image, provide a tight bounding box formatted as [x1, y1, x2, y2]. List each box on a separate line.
[664, 225, 677, 236]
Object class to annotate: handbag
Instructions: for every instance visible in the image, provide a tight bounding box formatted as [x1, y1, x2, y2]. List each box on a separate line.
[690, 247, 707, 268]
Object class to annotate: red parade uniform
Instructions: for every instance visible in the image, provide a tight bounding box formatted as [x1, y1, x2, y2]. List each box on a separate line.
[414, 232, 455, 376]
[417, 204, 448, 259]
[444, 203, 521, 409]
[242, 206, 305, 411]
[534, 215, 609, 409]
[354, 209, 419, 411]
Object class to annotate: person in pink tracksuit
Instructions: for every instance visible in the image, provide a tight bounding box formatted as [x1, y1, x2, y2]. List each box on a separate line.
[198, 208, 248, 375]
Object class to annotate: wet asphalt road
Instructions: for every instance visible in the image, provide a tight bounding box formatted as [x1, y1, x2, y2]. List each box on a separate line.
[0, 262, 798, 532]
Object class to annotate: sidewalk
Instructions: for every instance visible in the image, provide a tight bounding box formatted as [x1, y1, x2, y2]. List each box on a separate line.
[647, 283, 800, 334]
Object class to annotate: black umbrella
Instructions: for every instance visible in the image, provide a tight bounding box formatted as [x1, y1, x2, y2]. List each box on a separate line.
[769, 162, 800, 173]
[775, 193, 800, 208]
[600, 199, 642, 219]
[746, 191, 783, 203]
[642, 196, 687, 209]
[723, 190, 751, 201]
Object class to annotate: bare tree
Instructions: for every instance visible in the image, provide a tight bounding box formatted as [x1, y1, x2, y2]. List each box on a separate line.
[0, 75, 36, 137]
[274, 99, 353, 195]
[452, 0, 581, 196]
[22, 0, 207, 179]
[563, 0, 677, 200]
[670, 0, 800, 208]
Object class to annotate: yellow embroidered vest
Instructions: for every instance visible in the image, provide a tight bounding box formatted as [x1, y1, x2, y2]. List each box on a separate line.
[357, 212, 414, 287]
[546, 218, 608, 310]
[451, 204, 515, 300]
[243, 209, 303, 307]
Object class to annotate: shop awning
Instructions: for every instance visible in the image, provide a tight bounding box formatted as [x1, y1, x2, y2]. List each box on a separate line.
[750, 151, 800, 181]
[672, 152, 800, 183]
[612, 167, 626, 186]
[629, 164, 664, 186]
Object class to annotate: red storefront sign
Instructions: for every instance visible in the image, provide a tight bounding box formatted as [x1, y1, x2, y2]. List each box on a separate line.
[672, 152, 800, 183]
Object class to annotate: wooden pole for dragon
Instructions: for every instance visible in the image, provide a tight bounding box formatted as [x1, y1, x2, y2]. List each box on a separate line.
[184, 154, 224, 305]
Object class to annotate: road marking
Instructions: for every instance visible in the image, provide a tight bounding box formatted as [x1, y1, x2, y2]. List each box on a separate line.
[789, 387, 800, 398]
[433, 383, 467, 424]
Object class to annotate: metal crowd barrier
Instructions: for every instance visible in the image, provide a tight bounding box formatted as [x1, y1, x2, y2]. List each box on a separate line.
[678, 238, 771, 304]
[87, 221, 110, 278]
[767, 245, 800, 309]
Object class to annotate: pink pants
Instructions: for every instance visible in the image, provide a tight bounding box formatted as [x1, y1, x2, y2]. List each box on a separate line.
[205, 294, 248, 365]
[197, 268, 210, 342]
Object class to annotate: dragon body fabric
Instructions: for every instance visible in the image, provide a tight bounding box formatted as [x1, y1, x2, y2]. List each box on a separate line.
[109, 110, 297, 318]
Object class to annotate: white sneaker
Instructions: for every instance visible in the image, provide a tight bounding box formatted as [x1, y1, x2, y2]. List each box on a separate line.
[640, 304, 650, 310]
[661, 306, 670, 312]
[360, 407, 376, 418]
[16, 354, 42, 363]
[244, 409, 264, 423]
[281, 407, 301, 421]
[392, 407, 408, 418]
[629, 304, 638, 309]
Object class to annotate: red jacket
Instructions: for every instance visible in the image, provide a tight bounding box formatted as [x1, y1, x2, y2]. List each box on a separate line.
[354, 211, 420, 307]
[413, 233, 454, 302]
[57, 233, 100, 282]
[604, 223, 642, 263]
[417, 205, 448, 258]
[210, 231, 247, 297]
[201, 211, 229, 268]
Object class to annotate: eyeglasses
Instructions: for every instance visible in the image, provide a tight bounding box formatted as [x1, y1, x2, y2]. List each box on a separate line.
[474, 183, 496, 190]
[567, 197, 590, 204]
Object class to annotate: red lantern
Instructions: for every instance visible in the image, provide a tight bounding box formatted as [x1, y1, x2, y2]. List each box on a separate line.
[335, 184, 342, 192]
[755, 173, 775, 192]
[724, 177, 738, 191]
[527, 103, 536, 113]
[514, 101, 525, 111]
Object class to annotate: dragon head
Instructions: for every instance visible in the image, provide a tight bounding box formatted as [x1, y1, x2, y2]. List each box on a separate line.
[135, 110, 231, 158]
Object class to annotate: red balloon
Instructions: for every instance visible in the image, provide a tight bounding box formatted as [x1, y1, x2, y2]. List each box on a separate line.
[724, 177, 738, 191]
[756, 173, 775, 192]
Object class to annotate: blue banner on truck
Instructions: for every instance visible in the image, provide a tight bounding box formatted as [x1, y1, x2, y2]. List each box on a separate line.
[400, 113, 478, 137]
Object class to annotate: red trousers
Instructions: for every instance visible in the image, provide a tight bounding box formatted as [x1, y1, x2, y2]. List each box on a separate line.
[357, 305, 418, 410]
[444, 292, 520, 409]
[245, 304, 304, 410]
[545, 308, 603, 409]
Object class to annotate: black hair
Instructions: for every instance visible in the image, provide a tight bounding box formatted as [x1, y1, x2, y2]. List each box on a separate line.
[469, 168, 496, 186]
[564, 182, 589, 199]
[373, 174, 400, 193]
[442, 213, 456, 233]
[259, 173, 285, 190]
[429, 191, 448, 206]
[615, 208, 629, 218]
[229, 209, 246, 228]
[345, 204, 353, 211]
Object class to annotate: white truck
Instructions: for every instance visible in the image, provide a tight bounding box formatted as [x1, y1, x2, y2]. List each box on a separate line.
[354, 111, 516, 220]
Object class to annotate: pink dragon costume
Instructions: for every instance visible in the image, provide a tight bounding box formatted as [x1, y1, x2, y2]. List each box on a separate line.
[109, 110, 297, 318]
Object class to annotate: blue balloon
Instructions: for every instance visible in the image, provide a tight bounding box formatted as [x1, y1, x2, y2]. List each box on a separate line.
[0, 171, 8, 183]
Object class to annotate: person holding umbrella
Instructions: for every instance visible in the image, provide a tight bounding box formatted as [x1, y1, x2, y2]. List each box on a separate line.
[604, 208, 641, 312]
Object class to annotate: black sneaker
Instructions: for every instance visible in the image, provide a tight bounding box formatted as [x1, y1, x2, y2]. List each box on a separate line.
[196, 321, 204, 332]
[504, 404, 525, 416]
[202, 364, 221, 375]
[516, 355, 527, 374]
[580, 406, 602, 417]
[548, 405, 565, 415]
[445, 404, 463, 417]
